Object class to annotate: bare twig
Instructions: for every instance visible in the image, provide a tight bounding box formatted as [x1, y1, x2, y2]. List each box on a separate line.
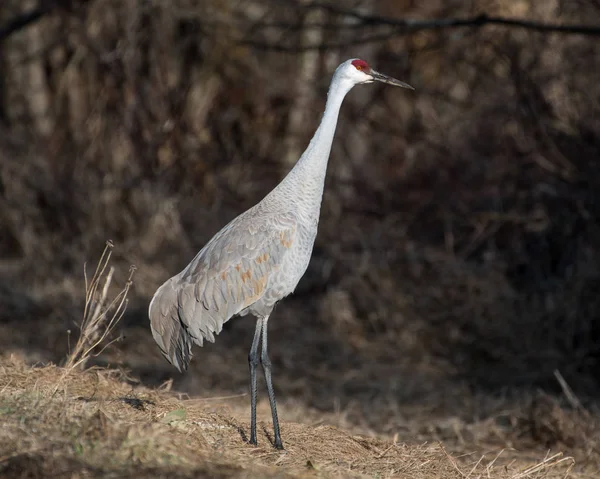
[244, 3, 600, 51]
[554, 369, 587, 414]
[307, 2, 600, 35]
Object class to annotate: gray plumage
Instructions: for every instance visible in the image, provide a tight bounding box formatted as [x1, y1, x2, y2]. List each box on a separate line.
[149, 58, 413, 449]
[149, 208, 298, 370]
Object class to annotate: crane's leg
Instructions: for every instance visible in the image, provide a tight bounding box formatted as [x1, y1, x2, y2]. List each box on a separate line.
[260, 315, 283, 450]
[248, 318, 262, 446]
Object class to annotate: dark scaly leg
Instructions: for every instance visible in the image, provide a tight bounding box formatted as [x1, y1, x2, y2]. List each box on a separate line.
[260, 316, 283, 450]
[248, 318, 262, 446]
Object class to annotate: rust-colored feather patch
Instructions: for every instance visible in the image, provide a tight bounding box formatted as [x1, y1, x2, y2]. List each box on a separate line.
[255, 252, 270, 264]
[243, 274, 269, 308]
[279, 230, 294, 249]
[241, 269, 252, 283]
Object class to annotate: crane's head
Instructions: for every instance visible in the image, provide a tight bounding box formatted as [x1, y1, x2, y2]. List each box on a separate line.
[336, 58, 414, 90]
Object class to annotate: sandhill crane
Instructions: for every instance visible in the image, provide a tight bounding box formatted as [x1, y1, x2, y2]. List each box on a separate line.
[149, 58, 413, 450]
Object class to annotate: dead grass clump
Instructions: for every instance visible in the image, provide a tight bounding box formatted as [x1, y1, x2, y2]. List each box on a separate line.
[0, 357, 282, 478]
[525, 391, 600, 462]
[0, 356, 578, 478]
[65, 240, 136, 371]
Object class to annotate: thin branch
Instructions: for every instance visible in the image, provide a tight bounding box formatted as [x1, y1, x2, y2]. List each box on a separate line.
[553, 369, 589, 415]
[307, 2, 600, 36]
[244, 4, 600, 52]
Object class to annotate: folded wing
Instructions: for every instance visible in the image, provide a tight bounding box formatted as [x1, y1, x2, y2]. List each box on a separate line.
[148, 210, 297, 371]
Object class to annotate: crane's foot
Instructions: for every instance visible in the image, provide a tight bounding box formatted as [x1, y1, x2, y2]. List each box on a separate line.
[274, 438, 284, 450]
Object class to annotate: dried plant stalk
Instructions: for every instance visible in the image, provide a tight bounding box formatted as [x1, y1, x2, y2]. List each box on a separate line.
[64, 240, 136, 370]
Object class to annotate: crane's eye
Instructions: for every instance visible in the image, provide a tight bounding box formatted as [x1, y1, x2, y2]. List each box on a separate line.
[355, 65, 363, 71]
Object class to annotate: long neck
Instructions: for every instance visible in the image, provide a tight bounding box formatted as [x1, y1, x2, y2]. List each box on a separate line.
[267, 75, 353, 214]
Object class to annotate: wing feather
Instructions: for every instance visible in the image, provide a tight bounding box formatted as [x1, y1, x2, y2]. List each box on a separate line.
[149, 210, 297, 371]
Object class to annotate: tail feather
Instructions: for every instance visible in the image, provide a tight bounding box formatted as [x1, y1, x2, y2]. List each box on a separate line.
[149, 281, 194, 372]
[149, 276, 229, 371]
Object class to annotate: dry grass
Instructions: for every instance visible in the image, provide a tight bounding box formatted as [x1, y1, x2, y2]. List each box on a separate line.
[64, 240, 136, 371]
[0, 356, 581, 479]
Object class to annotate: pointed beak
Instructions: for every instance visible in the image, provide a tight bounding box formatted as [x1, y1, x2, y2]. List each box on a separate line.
[370, 70, 414, 90]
